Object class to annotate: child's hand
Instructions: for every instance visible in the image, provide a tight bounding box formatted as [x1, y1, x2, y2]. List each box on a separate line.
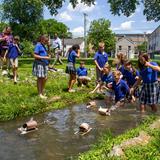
[130, 87, 134, 95]
[3, 57, 6, 62]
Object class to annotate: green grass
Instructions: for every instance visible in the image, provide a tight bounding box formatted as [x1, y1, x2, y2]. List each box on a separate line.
[0, 62, 97, 121]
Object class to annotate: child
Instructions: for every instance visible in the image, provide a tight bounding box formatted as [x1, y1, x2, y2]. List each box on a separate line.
[77, 61, 91, 87]
[32, 35, 51, 99]
[94, 42, 108, 82]
[65, 44, 80, 92]
[4, 36, 21, 84]
[108, 70, 130, 109]
[130, 53, 160, 112]
[123, 60, 140, 102]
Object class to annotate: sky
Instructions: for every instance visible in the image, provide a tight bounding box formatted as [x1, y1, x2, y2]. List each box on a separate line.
[44, 0, 159, 37]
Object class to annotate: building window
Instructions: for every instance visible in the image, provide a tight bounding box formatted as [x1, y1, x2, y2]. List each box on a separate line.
[119, 46, 122, 50]
[128, 46, 131, 50]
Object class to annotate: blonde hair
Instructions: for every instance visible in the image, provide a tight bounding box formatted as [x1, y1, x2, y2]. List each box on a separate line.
[113, 70, 122, 77]
[103, 63, 111, 71]
[98, 42, 105, 48]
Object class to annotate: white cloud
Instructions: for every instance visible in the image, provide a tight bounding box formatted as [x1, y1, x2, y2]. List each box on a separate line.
[71, 26, 84, 37]
[59, 11, 72, 21]
[146, 30, 153, 34]
[67, 0, 96, 13]
[112, 21, 135, 31]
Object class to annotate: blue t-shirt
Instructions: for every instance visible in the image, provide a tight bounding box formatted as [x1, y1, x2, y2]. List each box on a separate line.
[140, 62, 158, 83]
[77, 67, 87, 76]
[68, 50, 77, 64]
[101, 72, 114, 84]
[34, 42, 49, 65]
[7, 43, 19, 59]
[94, 51, 108, 68]
[112, 79, 129, 102]
[123, 69, 139, 87]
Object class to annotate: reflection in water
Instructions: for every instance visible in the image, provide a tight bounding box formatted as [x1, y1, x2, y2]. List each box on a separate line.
[0, 100, 159, 160]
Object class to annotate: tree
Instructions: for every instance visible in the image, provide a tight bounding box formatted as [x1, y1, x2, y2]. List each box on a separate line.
[2, 0, 43, 40]
[88, 18, 115, 52]
[137, 41, 148, 53]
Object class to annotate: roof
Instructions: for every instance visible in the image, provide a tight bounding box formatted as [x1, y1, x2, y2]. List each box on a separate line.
[117, 37, 134, 44]
[63, 38, 84, 45]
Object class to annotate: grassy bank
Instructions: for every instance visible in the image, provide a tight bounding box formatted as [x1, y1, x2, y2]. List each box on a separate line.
[0, 63, 97, 121]
[78, 116, 160, 160]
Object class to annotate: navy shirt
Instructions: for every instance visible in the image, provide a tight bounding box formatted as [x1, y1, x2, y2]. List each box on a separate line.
[34, 42, 49, 65]
[7, 43, 19, 59]
[123, 69, 139, 87]
[101, 72, 114, 84]
[112, 79, 129, 102]
[68, 50, 77, 64]
[94, 51, 108, 68]
[140, 62, 158, 83]
[77, 67, 87, 76]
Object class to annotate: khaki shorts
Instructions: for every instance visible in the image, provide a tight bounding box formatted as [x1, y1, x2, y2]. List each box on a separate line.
[10, 58, 18, 68]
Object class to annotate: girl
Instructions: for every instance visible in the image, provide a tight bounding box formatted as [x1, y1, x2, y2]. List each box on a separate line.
[32, 35, 51, 99]
[4, 36, 21, 84]
[66, 44, 80, 92]
[131, 53, 160, 112]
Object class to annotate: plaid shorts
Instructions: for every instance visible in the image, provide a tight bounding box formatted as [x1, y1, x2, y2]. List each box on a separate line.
[65, 62, 76, 75]
[139, 81, 160, 105]
[32, 60, 48, 78]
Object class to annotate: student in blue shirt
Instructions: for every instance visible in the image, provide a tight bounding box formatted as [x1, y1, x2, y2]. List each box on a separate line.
[77, 61, 91, 87]
[32, 35, 51, 99]
[123, 60, 140, 102]
[131, 53, 160, 112]
[90, 64, 114, 102]
[4, 36, 21, 84]
[108, 70, 130, 109]
[94, 42, 108, 82]
[65, 44, 80, 92]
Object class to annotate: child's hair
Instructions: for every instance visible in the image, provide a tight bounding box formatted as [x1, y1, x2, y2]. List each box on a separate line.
[72, 44, 80, 51]
[113, 52, 127, 65]
[80, 61, 85, 65]
[103, 63, 111, 71]
[38, 35, 48, 42]
[14, 36, 20, 41]
[138, 53, 149, 70]
[124, 60, 137, 76]
[98, 42, 105, 48]
[113, 70, 122, 77]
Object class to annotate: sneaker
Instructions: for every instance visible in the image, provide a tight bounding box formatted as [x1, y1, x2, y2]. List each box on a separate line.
[39, 94, 47, 99]
[68, 89, 75, 93]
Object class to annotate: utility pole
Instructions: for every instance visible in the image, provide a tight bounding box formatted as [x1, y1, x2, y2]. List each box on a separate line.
[84, 13, 87, 58]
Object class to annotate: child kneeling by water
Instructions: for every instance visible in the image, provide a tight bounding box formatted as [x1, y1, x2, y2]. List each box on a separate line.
[108, 70, 130, 110]
[77, 61, 91, 87]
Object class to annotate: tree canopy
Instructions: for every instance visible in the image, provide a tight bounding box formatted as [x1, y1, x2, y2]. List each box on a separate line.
[88, 18, 115, 52]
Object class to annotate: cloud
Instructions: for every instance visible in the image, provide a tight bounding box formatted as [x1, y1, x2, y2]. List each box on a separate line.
[67, 0, 96, 13]
[71, 26, 84, 37]
[112, 21, 135, 31]
[59, 11, 72, 21]
[146, 30, 153, 34]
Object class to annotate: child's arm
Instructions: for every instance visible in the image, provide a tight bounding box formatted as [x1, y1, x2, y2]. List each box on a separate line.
[89, 83, 101, 94]
[145, 62, 160, 72]
[3, 49, 8, 62]
[33, 53, 51, 60]
[94, 60, 103, 71]
[130, 77, 142, 95]
[15, 44, 22, 53]
[76, 49, 80, 58]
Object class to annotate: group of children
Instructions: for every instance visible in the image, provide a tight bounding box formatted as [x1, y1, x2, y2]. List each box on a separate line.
[0, 26, 21, 84]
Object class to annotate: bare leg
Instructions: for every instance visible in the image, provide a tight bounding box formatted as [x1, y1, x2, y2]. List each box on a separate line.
[140, 104, 146, 112]
[150, 104, 157, 112]
[13, 67, 17, 83]
[41, 77, 47, 95]
[37, 78, 43, 95]
[68, 74, 76, 90]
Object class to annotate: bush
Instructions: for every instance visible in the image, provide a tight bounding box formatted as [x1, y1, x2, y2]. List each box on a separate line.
[20, 40, 34, 57]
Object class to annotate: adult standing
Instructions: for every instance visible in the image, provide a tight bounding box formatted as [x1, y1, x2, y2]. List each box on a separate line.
[94, 42, 108, 82]
[32, 35, 51, 99]
[0, 26, 13, 70]
[66, 44, 80, 92]
[52, 33, 63, 65]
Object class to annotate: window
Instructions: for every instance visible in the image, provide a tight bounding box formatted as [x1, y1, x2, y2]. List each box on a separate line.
[119, 46, 122, 50]
[128, 46, 131, 50]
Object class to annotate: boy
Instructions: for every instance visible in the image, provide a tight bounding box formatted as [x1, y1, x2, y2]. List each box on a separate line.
[77, 61, 91, 87]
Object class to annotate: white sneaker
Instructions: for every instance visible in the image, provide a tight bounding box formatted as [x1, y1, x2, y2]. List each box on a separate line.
[39, 94, 47, 99]
[68, 89, 75, 93]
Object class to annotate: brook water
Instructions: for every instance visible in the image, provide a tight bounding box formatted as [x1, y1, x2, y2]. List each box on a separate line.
[0, 101, 156, 160]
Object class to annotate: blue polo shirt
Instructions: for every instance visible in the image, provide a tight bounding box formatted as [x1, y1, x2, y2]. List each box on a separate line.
[68, 50, 77, 64]
[101, 72, 114, 84]
[112, 79, 129, 102]
[7, 43, 19, 59]
[140, 62, 158, 83]
[94, 51, 108, 68]
[34, 42, 49, 65]
[123, 69, 140, 87]
[77, 67, 87, 76]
